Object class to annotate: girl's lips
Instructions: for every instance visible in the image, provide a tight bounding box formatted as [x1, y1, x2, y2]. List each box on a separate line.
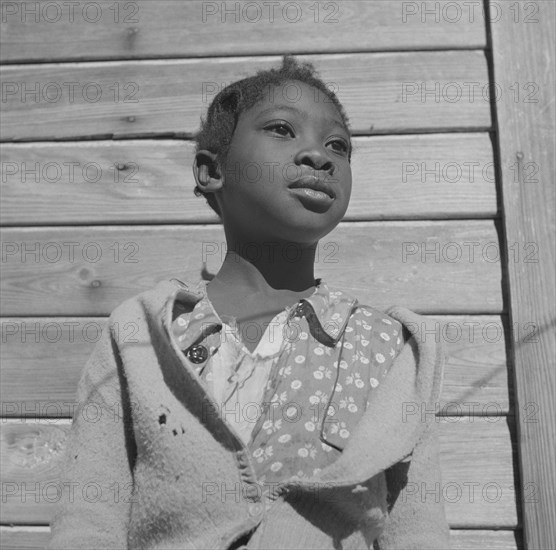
[289, 186, 335, 212]
[289, 175, 336, 199]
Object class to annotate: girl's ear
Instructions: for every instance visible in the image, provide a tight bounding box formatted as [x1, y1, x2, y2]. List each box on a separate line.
[192, 150, 223, 194]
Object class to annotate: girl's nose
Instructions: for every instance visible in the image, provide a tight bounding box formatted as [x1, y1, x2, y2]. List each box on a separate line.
[294, 146, 334, 174]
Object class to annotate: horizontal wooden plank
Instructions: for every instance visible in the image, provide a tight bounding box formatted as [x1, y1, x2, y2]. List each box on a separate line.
[0, 0, 487, 64]
[0, 527, 521, 550]
[0, 221, 503, 315]
[438, 316, 511, 413]
[0, 134, 497, 225]
[0, 51, 491, 141]
[0, 315, 510, 418]
[0, 527, 51, 550]
[0, 418, 518, 527]
[450, 529, 521, 550]
[438, 419, 518, 528]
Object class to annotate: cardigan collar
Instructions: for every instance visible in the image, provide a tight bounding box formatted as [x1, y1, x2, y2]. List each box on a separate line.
[169, 276, 358, 351]
[150, 279, 439, 494]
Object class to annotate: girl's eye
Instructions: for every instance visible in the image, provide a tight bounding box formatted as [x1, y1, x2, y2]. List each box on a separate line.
[328, 139, 349, 154]
[264, 122, 293, 137]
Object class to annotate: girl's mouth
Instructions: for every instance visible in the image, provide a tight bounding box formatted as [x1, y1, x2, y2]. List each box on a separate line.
[289, 186, 335, 213]
[288, 175, 336, 199]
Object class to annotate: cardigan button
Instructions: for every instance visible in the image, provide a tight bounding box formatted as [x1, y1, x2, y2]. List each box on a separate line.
[185, 344, 209, 364]
[248, 502, 263, 517]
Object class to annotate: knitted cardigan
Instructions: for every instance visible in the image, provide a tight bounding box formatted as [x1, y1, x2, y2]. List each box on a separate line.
[47, 279, 451, 550]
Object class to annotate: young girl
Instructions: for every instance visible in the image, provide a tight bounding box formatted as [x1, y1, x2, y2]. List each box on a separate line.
[48, 56, 450, 549]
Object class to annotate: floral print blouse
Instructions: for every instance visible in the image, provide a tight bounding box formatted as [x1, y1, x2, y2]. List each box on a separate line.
[171, 278, 405, 495]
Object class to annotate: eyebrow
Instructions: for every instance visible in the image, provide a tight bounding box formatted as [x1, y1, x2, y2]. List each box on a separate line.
[255, 104, 347, 133]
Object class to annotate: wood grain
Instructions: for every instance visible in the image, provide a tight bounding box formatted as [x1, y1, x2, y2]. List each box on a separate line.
[450, 529, 522, 550]
[0, 134, 497, 225]
[0, 417, 518, 527]
[0, 51, 491, 140]
[0, 527, 522, 550]
[0, 315, 510, 418]
[436, 315, 510, 413]
[0, 221, 503, 316]
[0, 0, 487, 63]
[490, 1, 556, 548]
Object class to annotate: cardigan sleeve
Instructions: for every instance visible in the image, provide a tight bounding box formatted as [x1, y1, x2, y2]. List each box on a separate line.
[48, 320, 135, 549]
[375, 340, 451, 550]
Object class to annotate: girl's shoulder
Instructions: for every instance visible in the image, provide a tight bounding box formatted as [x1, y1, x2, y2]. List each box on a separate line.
[108, 278, 198, 321]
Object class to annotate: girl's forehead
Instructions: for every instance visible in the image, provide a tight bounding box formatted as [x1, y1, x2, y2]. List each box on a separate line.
[245, 81, 346, 125]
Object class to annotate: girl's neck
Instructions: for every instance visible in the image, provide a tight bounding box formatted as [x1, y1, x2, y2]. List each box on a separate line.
[212, 244, 317, 296]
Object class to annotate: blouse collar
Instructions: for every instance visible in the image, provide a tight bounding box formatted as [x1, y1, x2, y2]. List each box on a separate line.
[170, 277, 358, 352]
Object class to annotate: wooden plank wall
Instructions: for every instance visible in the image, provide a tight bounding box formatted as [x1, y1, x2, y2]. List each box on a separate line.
[490, 1, 556, 549]
[0, 1, 522, 548]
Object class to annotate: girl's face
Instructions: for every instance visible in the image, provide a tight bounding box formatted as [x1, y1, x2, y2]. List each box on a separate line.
[216, 80, 352, 245]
